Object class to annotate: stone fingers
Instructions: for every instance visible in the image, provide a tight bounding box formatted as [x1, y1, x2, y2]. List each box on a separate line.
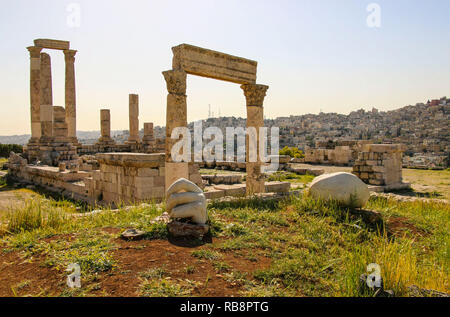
[166, 191, 205, 213]
[170, 200, 207, 224]
[166, 177, 202, 197]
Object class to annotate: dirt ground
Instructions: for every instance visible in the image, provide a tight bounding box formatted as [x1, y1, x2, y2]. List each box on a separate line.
[0, 231, 271, 297]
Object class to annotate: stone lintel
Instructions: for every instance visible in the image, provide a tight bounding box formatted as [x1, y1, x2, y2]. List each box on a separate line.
[34, 39, 70, 50]
[172, 43, 257, 84]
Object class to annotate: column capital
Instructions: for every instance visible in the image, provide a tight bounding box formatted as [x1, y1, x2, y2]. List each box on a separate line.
[63, 49, 77, 62]
[27, 46, 42, 58]
[162, 69, 187, 95]
[241, 84, 269, 107]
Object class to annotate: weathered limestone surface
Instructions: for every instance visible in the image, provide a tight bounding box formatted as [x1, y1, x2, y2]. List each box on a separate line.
[39, 104, 53, 141]
[8, 158, 91, 203]
[64, 49, 77, 142]
[309, 172, 370, 208]
[27, 46, 43, 142]
[163, 69, 190, 190]
[352, 144, 409, 191]
[164, 44, 268, 196]
[40, 53, 53, 106]
[53, 106, 68, 140]
[91, 153, 166, 204]
[97, 109, 114, 144]
[242, 84, 269, 195]
[172, 44, 257, 84]
[127, 94, 140, 143]
[34, 39, 70, 50]
[165, 162, 189, 191]
[142, 122, 156, 153]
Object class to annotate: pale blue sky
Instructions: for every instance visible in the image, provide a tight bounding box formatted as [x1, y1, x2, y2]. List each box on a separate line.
[0, 0, 449, 134]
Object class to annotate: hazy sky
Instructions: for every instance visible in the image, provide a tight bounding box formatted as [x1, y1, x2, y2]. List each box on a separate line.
[0, 0, 449, 135]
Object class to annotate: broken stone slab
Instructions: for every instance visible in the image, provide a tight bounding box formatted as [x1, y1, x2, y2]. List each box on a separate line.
[167, 220, 209, 239]
[121, 228, 146, 240]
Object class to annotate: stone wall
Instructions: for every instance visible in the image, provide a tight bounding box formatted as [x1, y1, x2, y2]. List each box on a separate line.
[8, 158, 91, 202]
[352, 144, 408, 190]
[88, 153, 166, 205]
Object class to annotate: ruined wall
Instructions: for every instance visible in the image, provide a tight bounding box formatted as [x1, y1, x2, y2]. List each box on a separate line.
[352, 144, 405, 187]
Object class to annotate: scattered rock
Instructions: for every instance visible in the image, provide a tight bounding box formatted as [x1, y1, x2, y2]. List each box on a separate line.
[350, 209, 383, 228]
[309, 172, 370, 208]
[151, 212, 171, 224]
[121, 228, 146, 240]
[8, 152, 27, 166]
[408, 285, 449, 297]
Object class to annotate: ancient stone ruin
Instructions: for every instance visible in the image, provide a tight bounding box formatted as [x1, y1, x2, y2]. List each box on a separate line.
[352, 144, 411, 192]
[25, 39, 79, 165]
[162, 44, 269, 195]
[8, 39, 291, 206]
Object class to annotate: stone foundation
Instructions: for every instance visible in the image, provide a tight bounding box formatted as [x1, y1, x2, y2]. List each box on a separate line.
[89, 153, 166, 205]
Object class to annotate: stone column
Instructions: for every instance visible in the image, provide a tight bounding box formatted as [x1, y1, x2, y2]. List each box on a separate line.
[53, 106, 68, 141]
[40, 53, 53, 107]
[241, 84, 269, 195]
[39, 52, 53, 143]
[143, 122, 154, 140]
[27, 46, 43, 142]
[127, 94, 140, 143]
[162, 69, 189, 190]
[39, 103, 53, 142]
[99, 109, 112, 142]
[64, 49, 77, 142]
[142, 122, 155, 153]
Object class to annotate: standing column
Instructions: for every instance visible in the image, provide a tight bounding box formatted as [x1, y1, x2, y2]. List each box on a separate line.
[127, 94, 140, 143]
[39, 52, 53, 143]
[40, 52, 53, 107]
[162, 69, 189, 190]
[99, 109, 113, 143]
[241, 84, 269, 195]
[27, 46, 43, 143]
[143, 122, 154, 140]
[142, 122, 155, 153]
[63, 49, 77, 143]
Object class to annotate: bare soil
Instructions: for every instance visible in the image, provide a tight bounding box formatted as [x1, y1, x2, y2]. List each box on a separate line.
[0, 231, 271, 297]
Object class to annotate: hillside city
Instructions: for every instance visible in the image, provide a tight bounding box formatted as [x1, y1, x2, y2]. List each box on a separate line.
[1, 96, 449, 168]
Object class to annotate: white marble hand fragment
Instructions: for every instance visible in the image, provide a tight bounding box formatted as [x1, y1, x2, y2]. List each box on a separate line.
[166, 178, 207, 225]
